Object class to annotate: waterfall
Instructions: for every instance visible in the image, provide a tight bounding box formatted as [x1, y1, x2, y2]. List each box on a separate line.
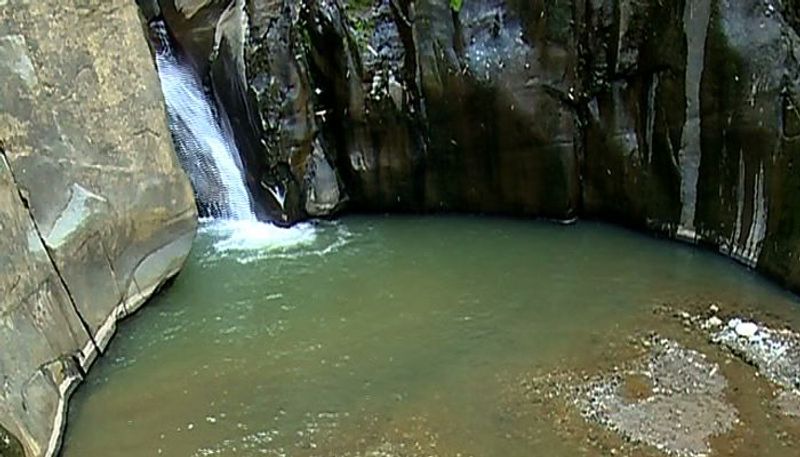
[147, 20, 317, 254]
[150, 20, 255, 221]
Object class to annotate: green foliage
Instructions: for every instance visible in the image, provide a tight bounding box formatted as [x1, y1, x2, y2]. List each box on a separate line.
[347, 0, 375, 14]
[343, 1, 376, 53]
[450, 0, 463, 13]
[543, 0, 571, 43]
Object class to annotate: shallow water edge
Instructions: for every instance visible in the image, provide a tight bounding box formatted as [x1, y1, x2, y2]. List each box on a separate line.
[60, 216, 800, 457]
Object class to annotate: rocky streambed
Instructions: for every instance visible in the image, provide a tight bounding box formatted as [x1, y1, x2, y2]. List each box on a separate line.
[518, 302, 800, 457]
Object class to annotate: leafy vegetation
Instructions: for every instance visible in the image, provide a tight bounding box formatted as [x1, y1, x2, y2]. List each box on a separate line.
[348, 0, 375, 12]
[450, 0, 463, 13]
[343, 1, 376, 54]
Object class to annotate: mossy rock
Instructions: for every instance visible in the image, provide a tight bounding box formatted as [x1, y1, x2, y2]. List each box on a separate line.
[345, 0, 375, 13]
[342, 0, 377, 54]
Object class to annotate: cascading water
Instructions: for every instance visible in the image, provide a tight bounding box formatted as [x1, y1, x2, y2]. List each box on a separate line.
[148, 19, 317, 253]
[150, 20, 254, 221]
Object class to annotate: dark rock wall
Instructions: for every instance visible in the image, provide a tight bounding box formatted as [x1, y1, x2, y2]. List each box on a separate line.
[152, 0, 800, 291]
[577, 0, 688, 228]
[304, 0, 581, 217]
[577, 0, 800, 291]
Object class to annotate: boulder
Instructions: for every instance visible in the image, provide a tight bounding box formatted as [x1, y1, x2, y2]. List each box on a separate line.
[0, 0, 197, 455]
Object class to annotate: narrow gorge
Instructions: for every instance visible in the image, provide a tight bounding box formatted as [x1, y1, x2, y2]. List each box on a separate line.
[2, 1, 800, 456]
[141, 0, 800, 290]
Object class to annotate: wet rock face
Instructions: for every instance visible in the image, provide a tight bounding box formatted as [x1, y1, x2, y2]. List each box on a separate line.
[0, 0, 197, 455]
[578, 0, 800, 285]
[303, 0, 580, 216]
[152, 1, 800, 290]
[578, 0, 688, 228]
[243, 0, 338, 222]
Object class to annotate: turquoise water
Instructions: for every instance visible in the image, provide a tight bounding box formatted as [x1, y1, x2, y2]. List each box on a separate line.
[61, 217, 799, 457]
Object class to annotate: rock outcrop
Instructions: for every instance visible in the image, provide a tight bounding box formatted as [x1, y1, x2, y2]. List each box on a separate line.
[0, 1, 197, 456]
[577, 0, 800, 278]
[151, 0, 800, 293]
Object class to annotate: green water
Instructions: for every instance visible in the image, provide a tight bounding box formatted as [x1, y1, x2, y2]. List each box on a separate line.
[62, 216, 800, 457]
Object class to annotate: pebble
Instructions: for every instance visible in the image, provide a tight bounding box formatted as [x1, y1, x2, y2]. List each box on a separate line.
[734, 321, 759, 339]
[706, 316, 723, 328]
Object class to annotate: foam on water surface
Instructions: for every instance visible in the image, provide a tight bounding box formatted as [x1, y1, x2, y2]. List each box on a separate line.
[197, 218, 350, 264]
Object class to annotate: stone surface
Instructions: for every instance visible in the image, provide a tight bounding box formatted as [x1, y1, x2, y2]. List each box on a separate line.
[775, 390, 800, 418]
[706, 316, 724, 328]
[575, 337, 738, 457]
[0, 0, 197, 455]
[712, 317, 800, 414]
[733, 320, 759, 338]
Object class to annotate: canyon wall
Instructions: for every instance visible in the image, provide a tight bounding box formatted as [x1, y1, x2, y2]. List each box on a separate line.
[0, 0, 796, 454]
[155, 0, 800, 292]
[0, 1, 197, 455]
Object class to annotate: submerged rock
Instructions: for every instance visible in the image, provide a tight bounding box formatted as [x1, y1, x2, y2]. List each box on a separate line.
[574, 337, 738, 457]
[775, 390, 800, 418]
[713, 319, 800, 390]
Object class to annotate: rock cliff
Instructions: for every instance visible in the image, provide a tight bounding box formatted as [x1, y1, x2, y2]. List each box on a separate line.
[2, 0, 798, 454]
[151, 0, 800, 292]
[0, 1, 197, 455]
